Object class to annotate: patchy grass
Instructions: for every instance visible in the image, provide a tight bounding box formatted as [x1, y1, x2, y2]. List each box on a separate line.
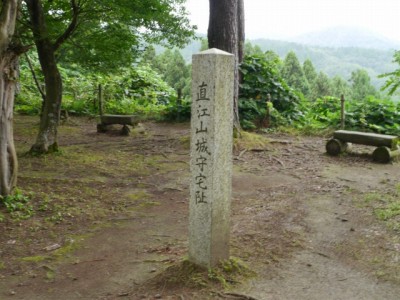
[142, 257, 255, 292]
[361, 185, 400, 231]
[234, 131, 270, 151]
[1, 115, 191, 276]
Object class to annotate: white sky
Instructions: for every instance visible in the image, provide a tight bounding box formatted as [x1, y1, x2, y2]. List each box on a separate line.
[185, 0, 400, 41]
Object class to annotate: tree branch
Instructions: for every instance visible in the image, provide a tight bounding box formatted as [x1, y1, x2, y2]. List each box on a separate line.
[24, 52, 45, 101]
[53, 0, 80, 51]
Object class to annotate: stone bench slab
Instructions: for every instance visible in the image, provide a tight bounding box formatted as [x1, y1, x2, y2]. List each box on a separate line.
[100, 114, 138, 126]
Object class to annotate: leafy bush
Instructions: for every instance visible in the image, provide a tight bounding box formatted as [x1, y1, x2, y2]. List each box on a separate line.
[162, 99, 192, 122]
[239, 54, 303, 129]
[345, 97, 400, 134]
[16, 58, 178, 118]
[301, 96, 341, 129]
[0, 189, 33, 220]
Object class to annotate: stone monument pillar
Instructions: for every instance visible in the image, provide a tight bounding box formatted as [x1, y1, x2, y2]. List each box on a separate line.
[189, 48, 234, 268]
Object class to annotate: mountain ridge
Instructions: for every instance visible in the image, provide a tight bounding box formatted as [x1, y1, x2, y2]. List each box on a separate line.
[165, 28, 399, 89]
[288, 26, 400, 50]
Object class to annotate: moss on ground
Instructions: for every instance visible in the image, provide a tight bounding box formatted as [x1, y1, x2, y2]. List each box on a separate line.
[144, 257, 255, 292]
[234, 131, 270, 151]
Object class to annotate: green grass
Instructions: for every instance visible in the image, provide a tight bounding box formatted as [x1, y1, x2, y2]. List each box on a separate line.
[363, 185, 400, 230]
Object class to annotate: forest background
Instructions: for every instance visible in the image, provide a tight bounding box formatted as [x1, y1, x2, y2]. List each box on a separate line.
[16, 27, 400, 136]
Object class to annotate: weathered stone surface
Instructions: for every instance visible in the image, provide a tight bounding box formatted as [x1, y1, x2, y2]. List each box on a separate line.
[189, 48, 234, 268]
[100, 115, 138, 126]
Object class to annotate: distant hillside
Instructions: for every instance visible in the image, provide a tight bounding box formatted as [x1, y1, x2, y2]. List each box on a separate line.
[251, 39, 397, 89]
[289, 26, 400, 50]
[174, 36, 397, 90]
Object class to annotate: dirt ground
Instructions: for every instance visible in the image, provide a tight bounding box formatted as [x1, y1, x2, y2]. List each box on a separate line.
[1, 115, 400, 299]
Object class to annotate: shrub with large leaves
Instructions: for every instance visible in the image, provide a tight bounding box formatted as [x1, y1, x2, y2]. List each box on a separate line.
[346, 97, 400, 134]
[239, 54, 303, 129]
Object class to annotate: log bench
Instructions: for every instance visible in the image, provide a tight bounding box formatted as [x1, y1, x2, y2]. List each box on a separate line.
[326, 130, 400, 163]
[97, 114, 138, 135]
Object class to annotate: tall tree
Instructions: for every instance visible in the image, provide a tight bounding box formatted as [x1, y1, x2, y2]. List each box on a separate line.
[303, 59, 317, 86]
[244, 41, 263, 56]
[0, 0, 25, 196]
[25, 0, 64, 153]
[302, 59, 317, 99]
[282, 51, 309, 97]
[152, 49, 191, 101]
[311, 71, 332, 100]
[331, 75, 351, 99]
[350, 69, 378, 101]
[24, 0, 195, 153]
[208, 0, 244, 130]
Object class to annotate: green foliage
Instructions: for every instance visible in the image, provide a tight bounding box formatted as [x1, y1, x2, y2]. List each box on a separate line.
[149, 49, 191, 100]
[16, 33, 400, 134]
[15, 54, 43, 115]
[311, 71, 332, 101]
[47, 0, 196, 72]
[16, 59, 178, 118]
[199, 37, 208, 51]
[162, 99, 191, 122]
[303, 59, 317, 85]
[345, 97, 400, 134]
[350, 69, 378, 101]
[379, 50, 400, 96]
[331, 75, 351, 99]
[244, 41, 264, 56]
[0, 189, 34, 220]
[306, 96, 341, 127]
[363, 186, 400, 231]
[299, 95, 400, 134]
[282, 51, 310, 97]
[101, 66, 176, 116]
[240, 38, 394, 90]
[239, 53, 302, 129]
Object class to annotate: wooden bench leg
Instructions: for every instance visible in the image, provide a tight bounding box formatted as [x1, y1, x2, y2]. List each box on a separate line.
[326, 138, 349, 156]
[373, 146, 400, 163]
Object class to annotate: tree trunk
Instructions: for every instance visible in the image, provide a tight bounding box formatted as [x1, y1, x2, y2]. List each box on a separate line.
[208, 0, 244, 131]
[237, 0, 245, 65]
[26, 0, 62, 153]
[0, 0, 20, 196]
[0, 52, 19, 196]
[236, 0, 245, 129]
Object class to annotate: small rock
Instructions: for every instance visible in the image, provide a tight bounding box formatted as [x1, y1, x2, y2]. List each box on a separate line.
[150, 268, 157, 273]
[155, 294, 162, 299]
[9, 290, 16, 295]
[43, 243, 61, 251]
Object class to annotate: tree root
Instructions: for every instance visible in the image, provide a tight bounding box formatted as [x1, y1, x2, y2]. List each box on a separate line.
[217, 291, 260, 300]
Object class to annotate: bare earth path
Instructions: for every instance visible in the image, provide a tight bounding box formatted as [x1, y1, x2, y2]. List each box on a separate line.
[1, 117, 400, 299]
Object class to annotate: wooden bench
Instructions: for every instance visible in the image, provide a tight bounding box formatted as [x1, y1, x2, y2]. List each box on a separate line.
[326, 130, 400, 163]
[97, 114, 138, 135]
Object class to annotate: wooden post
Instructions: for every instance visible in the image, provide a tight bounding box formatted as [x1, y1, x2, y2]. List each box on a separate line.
[340, 94, 345, 130]
[266, 93, 271, 128]
[98, 84, 104, 116]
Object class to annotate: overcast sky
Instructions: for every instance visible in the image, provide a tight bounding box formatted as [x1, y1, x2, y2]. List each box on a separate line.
[184, 0, 400, 41]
